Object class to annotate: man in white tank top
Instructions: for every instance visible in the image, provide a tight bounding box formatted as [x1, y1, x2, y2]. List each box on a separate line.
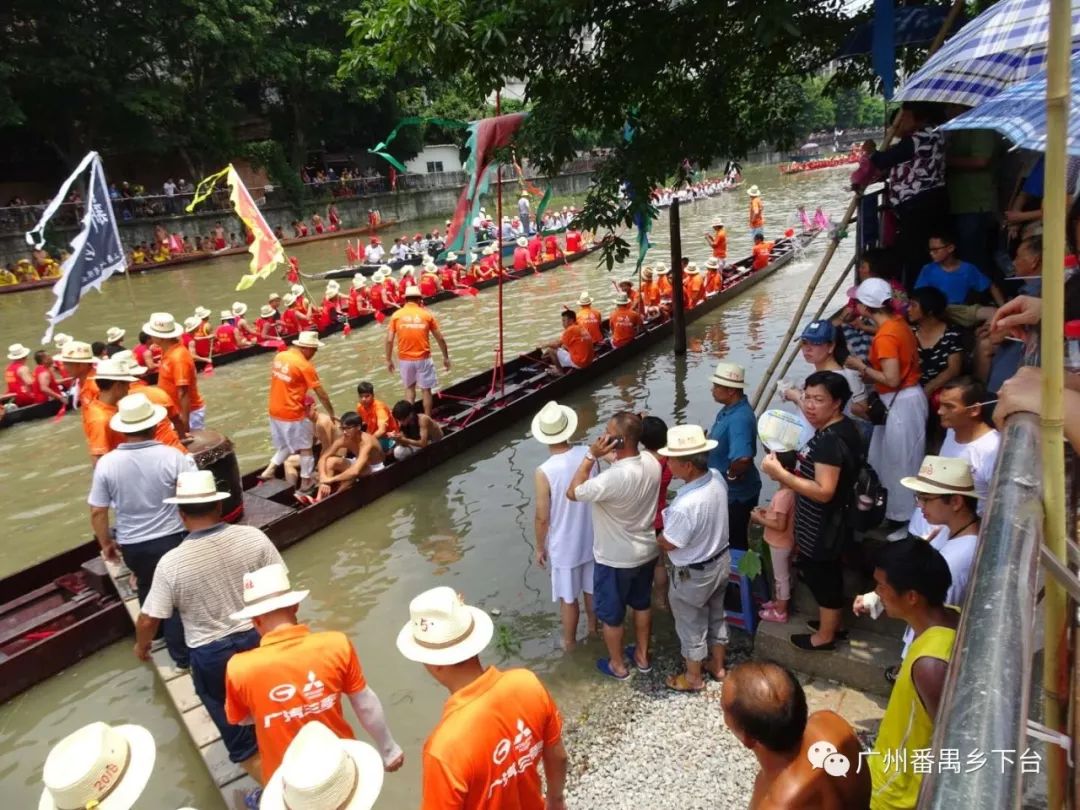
[532, 401, 596, 650]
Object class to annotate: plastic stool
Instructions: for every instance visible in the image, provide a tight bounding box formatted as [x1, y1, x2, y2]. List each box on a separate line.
[725, 549, 758, 635]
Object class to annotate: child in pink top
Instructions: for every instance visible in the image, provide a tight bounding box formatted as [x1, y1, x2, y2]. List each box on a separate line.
[750, 451, 797, 623]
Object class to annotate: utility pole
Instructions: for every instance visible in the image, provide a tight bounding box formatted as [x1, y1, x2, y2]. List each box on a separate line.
[670, 198, 686, 355]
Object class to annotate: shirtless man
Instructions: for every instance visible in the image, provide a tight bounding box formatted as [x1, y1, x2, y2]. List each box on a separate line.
[284, 396, 341, 485]
[315, 411, 385, 500]
[722, 661, 869, 809]
[389, 400, 444, 460]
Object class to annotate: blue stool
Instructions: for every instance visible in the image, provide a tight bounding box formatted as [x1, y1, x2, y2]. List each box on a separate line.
[725, 549, 758, 635]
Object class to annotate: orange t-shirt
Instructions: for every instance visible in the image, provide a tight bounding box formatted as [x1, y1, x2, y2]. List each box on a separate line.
[421, 667, 562, 810]
[869, 315, 922, 394]
[657, 276, 673, 298]
[641, 281, 661, 307]
[225, 625, 367, 783]
[705, 270, 723, 294]
[268, 348, 320, 421]
[610, 306, 643, 347]
[356, 398, 398, 436]
[576, 306, 603, 343]
[83, 398, 121, 458]
[711, 230, 728, 259]
[389, 302, 440, 360]
[751, 242, 773, 271]
[684, 274, 705, 308]
[129, 380, 187, 452]
[750, 197, 764, 228]
[79, 375, 100, 408]
[157, 343, 205, 410]
[560, 324, 594, 368]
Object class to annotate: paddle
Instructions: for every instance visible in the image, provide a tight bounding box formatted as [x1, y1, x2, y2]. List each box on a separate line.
[52, 403, 67, 422]
[343, 322, 353, 337]
[450, 286, 479, 297]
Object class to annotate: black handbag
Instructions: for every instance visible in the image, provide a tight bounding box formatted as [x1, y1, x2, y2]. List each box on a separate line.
[865, 389, 899, 426]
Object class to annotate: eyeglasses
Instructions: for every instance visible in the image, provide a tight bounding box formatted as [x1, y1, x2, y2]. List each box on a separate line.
[915, 493, 943, 505]
[928, 244, 951, 254]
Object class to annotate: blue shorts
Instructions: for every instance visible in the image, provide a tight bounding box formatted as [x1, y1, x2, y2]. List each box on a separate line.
[594, 560, 656, 626]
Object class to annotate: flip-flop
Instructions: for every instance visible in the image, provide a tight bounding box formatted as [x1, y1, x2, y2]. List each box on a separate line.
[665, 673, 705, 693]
[624, 645, 652, 674]
[596, 658, 631, 681]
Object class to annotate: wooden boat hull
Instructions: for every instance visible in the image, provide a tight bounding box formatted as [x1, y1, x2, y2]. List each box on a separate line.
[0, 229, 817, 699]
[317, 239, 515, 278]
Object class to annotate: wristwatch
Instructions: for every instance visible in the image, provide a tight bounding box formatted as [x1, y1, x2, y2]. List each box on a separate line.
[584, 452, 596, 462]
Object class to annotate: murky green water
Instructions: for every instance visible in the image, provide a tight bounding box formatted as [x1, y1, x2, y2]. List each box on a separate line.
[0, 166, 856, 809]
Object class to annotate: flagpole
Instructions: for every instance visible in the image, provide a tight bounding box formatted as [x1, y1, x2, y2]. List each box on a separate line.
[495, 90, 505, 397]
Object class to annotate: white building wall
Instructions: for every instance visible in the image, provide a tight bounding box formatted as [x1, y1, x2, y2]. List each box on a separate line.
[404, 144, 462, 174]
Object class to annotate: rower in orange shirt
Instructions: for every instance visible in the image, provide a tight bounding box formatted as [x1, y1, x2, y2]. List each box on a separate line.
[144, 312, 206, 436]
[368, 272, 388, 311]
[113, 351, 188, 452]
[704, 257, 724, 294]
[616, 279, 641, 313]
[683, 262, 706, 309]
[706, 218, 728, 268]
[386, 286, 451, 417]
[575, 292, 604, 344]
[183, 316, 213, 364]
[751, 233, 774, 271]
[543, 309, 595, 372]
[82, 358, 137, 464]
[655, 263, 674, 300]
[441, 253, 464, 289]
[641, 267, 662, 312]
[609, 293, 644, 348]
[378, 269, 401, 308]
[356, 380, 399, 451]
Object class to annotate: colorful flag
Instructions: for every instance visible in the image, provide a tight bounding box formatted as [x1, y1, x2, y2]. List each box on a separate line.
[26, 152, 126, 343]
[186, 165, 284, 291]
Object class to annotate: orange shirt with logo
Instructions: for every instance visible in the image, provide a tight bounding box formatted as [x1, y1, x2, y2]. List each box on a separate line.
[710, 229, 728, 259]
[750, 197, 764, 228]
[129, 380, 187, 452]
[356, 398, 398, 436]
[421, 667, 562, 810]
[751, 241, 773, 271]
[79, 375, 100, 408]
[83, 398, 121, 457]
[576, 306, 603, 343]
[705, 270, 723, 294]
[657, 276, 673, 298]
[869, 315, 922, 394]
[157, 343, 205, 410]
[389, 302, 440, 360]
[683, 274, 705, 308]
[642, 281, 661, 307]
[610, 306, 643, 348]
[560, 324, 594, 368]
[268, 348, 320, 421]
[225, 625, 366, 783]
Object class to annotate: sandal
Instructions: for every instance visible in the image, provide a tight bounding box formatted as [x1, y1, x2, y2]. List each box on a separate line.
[758, 606, 789, 623]
[790, 633, 836, 651]
[665, 673, 705, 693]
[624, 645, 652, 674]
[596, 658, 631, 681]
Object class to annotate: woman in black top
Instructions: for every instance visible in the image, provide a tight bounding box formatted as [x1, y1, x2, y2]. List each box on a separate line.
[908, 286, 964, 404]
[762, 370, 864, 652]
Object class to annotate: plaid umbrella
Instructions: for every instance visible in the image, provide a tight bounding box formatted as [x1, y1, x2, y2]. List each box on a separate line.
[940, 50, 1080, 156]
[895, 0, 1080, 107]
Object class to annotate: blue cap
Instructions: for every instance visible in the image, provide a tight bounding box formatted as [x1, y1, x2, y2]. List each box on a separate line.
[800, 320, 836, 344]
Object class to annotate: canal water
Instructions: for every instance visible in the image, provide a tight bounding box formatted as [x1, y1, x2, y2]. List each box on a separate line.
[0, 166, 856, 808]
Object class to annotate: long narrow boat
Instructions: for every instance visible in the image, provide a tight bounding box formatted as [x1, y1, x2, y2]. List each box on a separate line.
[0, 243, 604, 430]
[314, 237, 516, 278]
[0, 228, 819, 702]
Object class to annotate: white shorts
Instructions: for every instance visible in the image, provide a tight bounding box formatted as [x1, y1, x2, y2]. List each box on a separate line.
[555, 347, 580, 369]
[189, 407, 206, 430]
[269, 416, 314, 453]
[400, 358, 437, 389]
[551, 561, 595, 604]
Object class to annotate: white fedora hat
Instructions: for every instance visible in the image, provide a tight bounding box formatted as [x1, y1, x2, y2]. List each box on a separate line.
[283, 293, 297, 306]
[577, 291, 592, 306]
[711, 217, 725, 228]
[290, 284, 305, 296]
[231, 301, 248, 317]
[164, 470, 230, 504]
[654, 263, 670, 275]
[183, 316, 201, 334]
[7, 343, 31, 361]
[403, 285, 422, 299]
[642, 266, 654, 277]
[684, 262, 701, 275]
[293, 331, 325, 349]
[613, 292, 630, 306]
[220, 310, 234, 321]
[370, 272, 384, 284]
[901, 455, 982, 498]
[260, 721, 383, 810]
[377, 264, 393, 275]
[531, 400, 578, 445]
[193, 306, 211, 320]
[142, 312, 183, 339]
[482, 244, 496, 256]
[268, 292, 282, 302]
[399, 265, 415, 276]
[705, 257, 720, 270]
[326, 280, 341, 296]
[747, 185, 761, 197]
[259, 304, 275, 318]
[446, 251, 459, 262]
[109, 351, 147, 377]
[53, 333, 72, 348]
[229, 563, 309, 620]
[60, 341, 96, 364]
[110, 393, 166, 433]
[711, 361, 746, 389]
[38, 721, 156, 810]
[516, 236, 528, 247]
[93, 358, 138, 383]
[396, 586, 494, 666]
[352, 274, 368, 288]
[105, 327, 126, 344]
[658, 424, 718, 457]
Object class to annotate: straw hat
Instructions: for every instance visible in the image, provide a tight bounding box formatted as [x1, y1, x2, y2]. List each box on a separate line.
[531, 400, 578, 445]
[93, 358, 138, 383]
[403, 285, 422, 299]
[901, 456, 981, 498]
[268, 292, 282, 303]
[110, 351, 147, 377]
[53, 333, 72, 348]
[482, 244, 496, 256]
[684, 262, 701, 275]
[326, 280, 341, 297]
[747, 185, 761, 197]
[654, 263, 670, 275]
[400, 265, 416, 276]
[377, 265, 393, 275]
[163, 470, 230, 504]
[229, 564, 309, 620]
[710, 361, 746, 389]
[60, 341, 96, 364]
[260, 304, 275, 318]
[232, 302, 248, 317]
[854, 277, 892, 309]
[193, 306, 211, 320]
[446, 252, 459, 262]
[352, 274, 368, 288]
[642, 266, 654, 278]
[711, 217, 725, 228]
[283, 293, 297, 306]
[293, 331, 325, 349]
[577, 291, 593, 306]
[183, 316, 201, 334]
[7, 343, 30, 361]
[38, 721, 156, 810]
[370, 272, 384, 284]
[658, 425, 718, 457]
[109, 393, 166, 433]
[613, 292, 631, 306]
[142, 312, 184, 339]
[516, 236, 528, 247]
[261, 722, 383, 810]
[705, 257, 720, 270]
[105, 327, 126, 344]
[290, 284, 304, 297]
[397, 586, 493, 666]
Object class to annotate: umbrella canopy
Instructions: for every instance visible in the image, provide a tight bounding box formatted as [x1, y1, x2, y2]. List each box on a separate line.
[940, 50, 1080, 156]
[896, 0, 1080, 107]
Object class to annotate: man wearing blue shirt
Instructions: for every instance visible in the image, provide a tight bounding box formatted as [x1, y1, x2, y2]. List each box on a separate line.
[915, 231, 1004, 306]
[706, 361, 761, 550]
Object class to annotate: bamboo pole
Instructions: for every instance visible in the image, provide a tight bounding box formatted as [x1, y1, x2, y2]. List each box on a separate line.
[749, 0, 966, 412]
[1040, 0, 1071, 803]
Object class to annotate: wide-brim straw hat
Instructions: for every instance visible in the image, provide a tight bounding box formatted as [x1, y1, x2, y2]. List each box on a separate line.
[377, 264, 393, 275]
[705, 257, 720, 270]
[164, 470, 230, 504]
[142, 312, 184, 339]
[613, 292, 631, 306]
[446, 252, 459, 262]
[105, 327, 126, 344]
[38, 722, 156, 810]
[229, 564, 309, 620]
[711, 361, 746, 389]
[531, 400, 578, 445]
[396, 586, 494, 666]
[352, 274, 368, 288]
[293, 331, 325, 349]
[290, 284, 305, 297]
[577, 292, 593, 306]
[283, 293, 298, 306]
[7, 343, 30, 361]
[403, 285, 422, 299]
[53, 333, 72, 348]
[711, 218, 725, 228]
[110, 393, 166, 433]
[901, 455, 982, 498]
[326, 281, 341, 296]
[482, 245, 496, 256]
[268, 292, 282, 302]
[261, 723, 383, 810]
[231, 301, 248, 317]
[93, 359, 138, 383]
[193, 306, 211, 320]
[654, 263, 670, 275]
[259, 304, 275, 318]
[183, 317, 201, 334]
[658, 424, 719, 457]
[220, 310, 234, 321]
[747, 185, 761, 197]
[516, 236, 528, 247]
[684, 263, 701, 275]
[60, 341, 96, 364]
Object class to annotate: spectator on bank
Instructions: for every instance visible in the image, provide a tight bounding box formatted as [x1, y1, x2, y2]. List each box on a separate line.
[656, 425, 730, 691]
[915, 230, 1004, 306]
[762, 371, 863, 652]
[568, 411, 662, 680]
[706, 362, 761, 551]
[640, 415, 672, 609]
[781, 319, 868, 427]
[907, 286, 964, 405]
[835, 248, 907, 362]
[722, 662, 870, 808]
[944, 122, 999, 280]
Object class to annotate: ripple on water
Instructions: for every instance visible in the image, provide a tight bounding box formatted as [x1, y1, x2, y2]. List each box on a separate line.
[10, 501, 68, 521]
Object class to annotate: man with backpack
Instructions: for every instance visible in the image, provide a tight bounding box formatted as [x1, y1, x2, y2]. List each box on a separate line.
[761, 370, 866, 652]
